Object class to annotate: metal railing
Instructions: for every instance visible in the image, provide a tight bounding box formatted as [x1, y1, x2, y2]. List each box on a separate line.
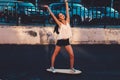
[0, 1, 120, 28]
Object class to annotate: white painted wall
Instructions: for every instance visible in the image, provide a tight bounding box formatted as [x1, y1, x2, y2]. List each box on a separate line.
[0, 26, 120, 45]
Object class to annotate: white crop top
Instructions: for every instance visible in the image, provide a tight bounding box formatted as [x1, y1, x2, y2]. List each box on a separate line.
[57, 22, 72, 40]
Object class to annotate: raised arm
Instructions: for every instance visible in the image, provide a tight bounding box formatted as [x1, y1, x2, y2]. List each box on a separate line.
[42, 5, 61, 26]
[65, 0, 70, 23]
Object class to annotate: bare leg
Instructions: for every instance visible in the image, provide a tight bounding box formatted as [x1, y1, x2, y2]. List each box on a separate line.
[51, 45, 61, 67]
[65, 45, 74, 69]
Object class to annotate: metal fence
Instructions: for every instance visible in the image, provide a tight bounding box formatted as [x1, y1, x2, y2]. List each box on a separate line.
[0, 1, 120, 28]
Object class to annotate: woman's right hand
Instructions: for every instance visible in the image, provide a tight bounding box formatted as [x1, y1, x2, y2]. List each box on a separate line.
[41, 5, 49, 9]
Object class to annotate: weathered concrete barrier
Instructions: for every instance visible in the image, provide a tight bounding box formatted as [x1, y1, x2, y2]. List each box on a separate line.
[0, 26, 120, 44]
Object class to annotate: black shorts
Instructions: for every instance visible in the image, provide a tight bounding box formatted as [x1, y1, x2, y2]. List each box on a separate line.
[56, 39, 70, 46]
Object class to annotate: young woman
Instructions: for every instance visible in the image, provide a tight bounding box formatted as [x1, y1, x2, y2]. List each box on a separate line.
[43, 0, 76, 73]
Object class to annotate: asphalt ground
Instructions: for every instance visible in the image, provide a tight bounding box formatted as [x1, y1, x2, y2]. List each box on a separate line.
[0, 44, 120, 80]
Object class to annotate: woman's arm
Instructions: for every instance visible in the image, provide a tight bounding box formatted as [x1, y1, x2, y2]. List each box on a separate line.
[42, 5, 61, 26]
[65, 0, 70, 23]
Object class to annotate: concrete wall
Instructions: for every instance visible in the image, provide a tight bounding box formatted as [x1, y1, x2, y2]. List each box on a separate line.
[0, 26, 120, 45]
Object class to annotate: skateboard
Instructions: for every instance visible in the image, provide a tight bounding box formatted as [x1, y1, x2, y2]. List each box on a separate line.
[46, 68, 82, 74]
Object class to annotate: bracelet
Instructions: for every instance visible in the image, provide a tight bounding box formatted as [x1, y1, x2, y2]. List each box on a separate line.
[65, 1, 68, 3]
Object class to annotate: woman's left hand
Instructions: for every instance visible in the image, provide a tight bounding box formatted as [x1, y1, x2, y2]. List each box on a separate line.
[41, 5, 49, 9]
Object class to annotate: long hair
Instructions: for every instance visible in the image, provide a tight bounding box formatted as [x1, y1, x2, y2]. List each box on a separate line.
[53, 24, 59, 34]
[53, 13, 61, 34]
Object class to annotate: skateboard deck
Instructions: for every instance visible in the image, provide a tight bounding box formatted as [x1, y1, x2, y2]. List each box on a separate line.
[46, 68, 82, 74]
